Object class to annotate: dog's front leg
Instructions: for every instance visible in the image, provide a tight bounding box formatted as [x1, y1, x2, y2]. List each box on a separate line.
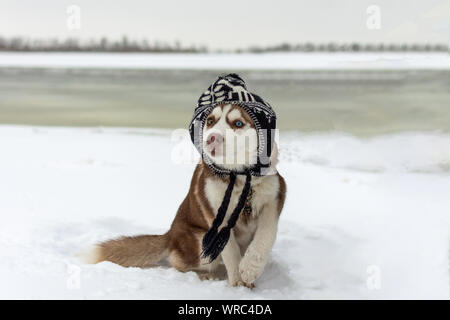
[220, 230, 246, 287]
[239, 203, 279, 286]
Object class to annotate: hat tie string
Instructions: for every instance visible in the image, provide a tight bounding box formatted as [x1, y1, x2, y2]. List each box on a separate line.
[201, 171, 252, 262]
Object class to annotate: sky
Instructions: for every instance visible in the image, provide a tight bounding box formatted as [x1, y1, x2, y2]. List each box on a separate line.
[1, 0, 449, 49]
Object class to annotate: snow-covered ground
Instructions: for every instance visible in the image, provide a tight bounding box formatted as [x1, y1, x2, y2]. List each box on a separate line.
[0, 52, 448, 70]
[0, 125, 449, 299]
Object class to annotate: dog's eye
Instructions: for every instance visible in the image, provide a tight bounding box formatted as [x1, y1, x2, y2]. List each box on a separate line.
[206, 118, 214, 125]
[234, 120, 244, 128]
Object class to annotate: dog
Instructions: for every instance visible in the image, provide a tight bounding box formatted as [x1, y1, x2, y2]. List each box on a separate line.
[83, 77, 286, 288]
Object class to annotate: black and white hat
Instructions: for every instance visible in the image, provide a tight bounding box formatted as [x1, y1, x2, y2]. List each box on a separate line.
[189, 73, 277, 177]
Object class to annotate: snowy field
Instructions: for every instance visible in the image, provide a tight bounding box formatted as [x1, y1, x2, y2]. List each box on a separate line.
[0, 52, 448, 70]
[0, 125, 449, 299]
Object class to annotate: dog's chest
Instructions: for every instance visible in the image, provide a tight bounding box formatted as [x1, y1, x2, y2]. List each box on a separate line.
[204, 175, 279, 250]
[204, 175, 279, 221]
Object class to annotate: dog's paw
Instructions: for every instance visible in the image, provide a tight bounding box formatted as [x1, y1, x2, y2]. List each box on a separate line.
[197, 272, 217, 281]
[239, 265, 259, 286]
[229, 278, 255, 289]
[239, 253, 264, 286]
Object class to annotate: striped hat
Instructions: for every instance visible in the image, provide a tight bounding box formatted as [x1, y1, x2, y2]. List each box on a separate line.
[189, 73, 277, 177]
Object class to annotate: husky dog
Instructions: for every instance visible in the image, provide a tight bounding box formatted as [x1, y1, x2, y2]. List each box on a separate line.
[84, 75, 286, 288]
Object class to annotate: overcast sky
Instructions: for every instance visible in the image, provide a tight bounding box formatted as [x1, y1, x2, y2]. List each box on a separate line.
[1, 0, 449, 49]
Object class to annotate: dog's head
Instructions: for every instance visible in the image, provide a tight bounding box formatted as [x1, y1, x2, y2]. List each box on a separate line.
[202, 103, 258, 172]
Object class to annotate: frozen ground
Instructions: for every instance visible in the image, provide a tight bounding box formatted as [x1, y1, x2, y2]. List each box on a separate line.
[0, 52, 448, 70]
[0, 125, 449, 299]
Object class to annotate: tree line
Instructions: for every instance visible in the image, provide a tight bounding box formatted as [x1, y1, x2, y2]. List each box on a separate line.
[0, 36, 447, 53]
[243, 42, 448, 53]
[0, 36, 207, 53]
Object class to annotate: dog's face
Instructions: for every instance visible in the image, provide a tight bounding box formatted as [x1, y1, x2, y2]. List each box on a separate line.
[202, 103, 258, 171]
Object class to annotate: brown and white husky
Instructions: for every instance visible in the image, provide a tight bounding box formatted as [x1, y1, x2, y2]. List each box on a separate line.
[84, 103, 286, 288]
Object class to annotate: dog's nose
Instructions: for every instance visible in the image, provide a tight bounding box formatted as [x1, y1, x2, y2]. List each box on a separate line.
[206, 133, 223, 145]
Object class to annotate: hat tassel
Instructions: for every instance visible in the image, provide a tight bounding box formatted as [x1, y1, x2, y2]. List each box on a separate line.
[202, 171, 252, 262]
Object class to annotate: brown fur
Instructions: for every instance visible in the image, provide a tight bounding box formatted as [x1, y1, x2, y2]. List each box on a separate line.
[96, 234, 169, 268]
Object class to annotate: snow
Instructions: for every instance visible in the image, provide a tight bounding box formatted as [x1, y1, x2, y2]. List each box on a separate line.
[0, 125, 449, 299]
[0, 52, 448, 70]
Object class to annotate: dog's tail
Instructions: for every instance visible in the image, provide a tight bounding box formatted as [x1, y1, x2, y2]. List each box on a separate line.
[80, 233, 170, 268]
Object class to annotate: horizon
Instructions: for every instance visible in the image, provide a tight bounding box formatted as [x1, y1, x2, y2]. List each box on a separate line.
[0, 35, 448, 53]
[2, 0, 449, 50]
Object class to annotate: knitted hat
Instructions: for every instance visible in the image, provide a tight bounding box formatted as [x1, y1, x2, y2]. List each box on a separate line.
[188, 74, 277, 262]
[189, 73, 277, 177]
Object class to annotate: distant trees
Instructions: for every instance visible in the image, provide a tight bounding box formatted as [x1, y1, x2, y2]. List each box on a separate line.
[245, 42, 448, 53]
[0, 36, 447, 53]
[0, 36, 208, 53]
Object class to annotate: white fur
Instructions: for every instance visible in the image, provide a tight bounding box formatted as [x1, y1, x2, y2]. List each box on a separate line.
[238, 175, 280, 285]
[203, 104, 258, 171]
[204, 177, 243, 285]
[239, 202, 279, 285]
[210, 106, 223, 119]
[77, 245, 102, 264]
[227, 108, 242, 122]
[220, 230, 243, 286]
